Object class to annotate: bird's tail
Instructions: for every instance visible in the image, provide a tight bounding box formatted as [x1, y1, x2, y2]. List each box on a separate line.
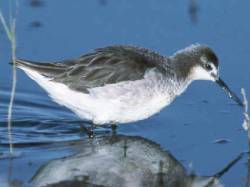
[13, 59, 66, 77]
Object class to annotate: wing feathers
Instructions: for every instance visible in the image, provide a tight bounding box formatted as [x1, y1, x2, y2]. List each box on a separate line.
[16, 45, 170, 93]
[15, 59, 66, 77]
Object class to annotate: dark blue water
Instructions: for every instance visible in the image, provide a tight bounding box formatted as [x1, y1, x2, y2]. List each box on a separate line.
[0, 0, 250, 186]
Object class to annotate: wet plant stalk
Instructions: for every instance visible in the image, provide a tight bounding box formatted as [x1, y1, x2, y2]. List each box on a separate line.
[0, 1, 17, 155]
[241, 88, 250, 145]
[7, 22, 16, 155]
[241, 88, 250, 187]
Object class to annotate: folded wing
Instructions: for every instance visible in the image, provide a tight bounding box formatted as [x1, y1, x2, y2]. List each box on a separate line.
[16, 45, 170, 93]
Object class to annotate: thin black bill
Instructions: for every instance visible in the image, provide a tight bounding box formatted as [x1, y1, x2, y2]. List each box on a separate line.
[216, 78, 243, 107]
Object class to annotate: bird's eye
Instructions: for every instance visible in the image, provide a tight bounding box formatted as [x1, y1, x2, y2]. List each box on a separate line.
[205, 63, 212, 71]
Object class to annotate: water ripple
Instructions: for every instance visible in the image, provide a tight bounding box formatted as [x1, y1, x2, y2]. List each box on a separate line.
[0, 89, 111, 145]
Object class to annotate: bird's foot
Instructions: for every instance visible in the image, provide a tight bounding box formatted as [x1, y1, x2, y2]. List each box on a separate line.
[80, 124, 95, 138]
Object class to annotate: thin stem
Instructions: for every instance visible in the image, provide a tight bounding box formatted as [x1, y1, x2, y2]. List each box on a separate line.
[0, 1, 17, 155]
[241, 88, 250, 144]
[0, 11, 12, 41]
[241, 88, 250, 187]
[7, 19, 16, 155]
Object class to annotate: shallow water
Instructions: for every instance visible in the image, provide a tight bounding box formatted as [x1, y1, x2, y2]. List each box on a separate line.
[0, 0, 250, 186]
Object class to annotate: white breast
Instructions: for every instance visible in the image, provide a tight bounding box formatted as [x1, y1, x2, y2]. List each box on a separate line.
[20, 67, 190, 125]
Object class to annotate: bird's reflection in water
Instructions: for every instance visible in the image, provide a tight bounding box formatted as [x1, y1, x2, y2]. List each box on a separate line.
[31, 135, 242, 187]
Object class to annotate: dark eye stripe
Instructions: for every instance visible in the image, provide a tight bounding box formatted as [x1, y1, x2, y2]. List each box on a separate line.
[206, 50, 219, 68]
[205, 63, 212, 71]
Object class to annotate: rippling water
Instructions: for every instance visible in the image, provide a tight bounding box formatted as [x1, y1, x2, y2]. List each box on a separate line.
[0, 89, 117, 145]
[1, 0, 250, 186]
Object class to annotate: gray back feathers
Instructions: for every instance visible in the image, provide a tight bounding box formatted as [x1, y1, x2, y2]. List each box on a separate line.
[15, 44, 219, 93]
[16, 45, 171, 93]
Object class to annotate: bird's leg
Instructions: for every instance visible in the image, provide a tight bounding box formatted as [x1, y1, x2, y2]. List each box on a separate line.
[109, 124, 118, 143]
[79, 124, 86, 138]
[111, 124, 117, 136]
[87, 123, 97, 138]
[80, 123, 96, 138]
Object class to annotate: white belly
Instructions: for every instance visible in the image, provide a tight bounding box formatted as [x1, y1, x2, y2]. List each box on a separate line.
[21, 67, 187, 125]
[87, 79, 172, 124]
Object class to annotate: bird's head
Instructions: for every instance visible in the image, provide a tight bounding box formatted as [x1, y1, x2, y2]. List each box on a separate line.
[172, 44, 243, 107]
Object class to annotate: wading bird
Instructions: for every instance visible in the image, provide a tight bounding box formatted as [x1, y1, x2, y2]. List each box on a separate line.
[15, 44, 243, 134]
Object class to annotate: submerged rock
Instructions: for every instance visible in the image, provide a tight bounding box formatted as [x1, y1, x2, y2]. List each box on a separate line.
[31, 135, 222, 187]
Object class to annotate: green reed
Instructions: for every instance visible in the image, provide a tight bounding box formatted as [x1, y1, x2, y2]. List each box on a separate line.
[0, 0, 18, 155]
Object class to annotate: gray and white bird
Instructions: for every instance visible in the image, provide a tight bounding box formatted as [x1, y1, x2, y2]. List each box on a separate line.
[15, 44, 243, 125]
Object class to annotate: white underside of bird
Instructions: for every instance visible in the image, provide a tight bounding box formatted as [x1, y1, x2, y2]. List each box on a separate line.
[20, 66, 192, 125]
